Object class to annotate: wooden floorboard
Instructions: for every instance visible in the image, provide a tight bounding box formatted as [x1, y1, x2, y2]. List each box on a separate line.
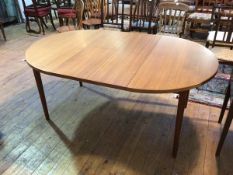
[1, 23, 233, 175]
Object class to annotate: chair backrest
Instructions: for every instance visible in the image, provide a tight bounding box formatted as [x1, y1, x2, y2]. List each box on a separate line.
[83, 0, 101, 19]
[129, 0, 158, 31]
[194, 0, 223, 12]
[101, 0, 122, 26]
[57, 0, 77, 9]
[210, 4, 233, 47]
[158, 2, 189, 35]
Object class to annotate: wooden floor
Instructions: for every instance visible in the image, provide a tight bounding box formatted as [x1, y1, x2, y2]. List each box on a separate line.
[1, 24, 233, 175]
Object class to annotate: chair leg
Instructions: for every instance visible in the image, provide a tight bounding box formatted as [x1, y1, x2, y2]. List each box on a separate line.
[216, 99, 233, 156]
[218, 83, 231, 123]
[25, 16, 31, 32]
[26, 16, 42, 34]
[153, 27, 157, 34]
[59, 17, 63, 26]
[45, 16, 48, 23]
[41, 18, 48, 29]
[206, 41, 210, 48]
[72, 18, 76, 27]
[0, 23, 6, 41]
[79, 81, 83, 87]
[49, 13, 56, 30]
[66, 18, 69, 26]
[53, 9, 57, 19]
[39, 18, 45, 35]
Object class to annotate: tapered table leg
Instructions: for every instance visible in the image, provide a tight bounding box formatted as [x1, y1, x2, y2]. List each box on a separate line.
[79, 81, 83, 87]
[184, 91, 189, 108]
[173, 90, 189, 158]
[216, 99, 233, 156]
[33, 69, 50, 120]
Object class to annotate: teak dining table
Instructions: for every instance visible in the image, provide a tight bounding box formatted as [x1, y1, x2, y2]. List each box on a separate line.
[26, 30, 218, 158]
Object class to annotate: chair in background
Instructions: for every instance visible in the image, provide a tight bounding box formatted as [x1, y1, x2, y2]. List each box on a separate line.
[101, 0, 126, 30]
[82, 0, 102, 29]
[57, 0, 75, 26]
[57, 0, 84, 28]
[186, 0, 223, 37]
[158, 2, 189, 37]
[0, 21, 6, 41]
[22, 0, 56, 34]
[206, 4, 233, 49]
[129, 0, 158, 34]
[160, 0, 196, 11]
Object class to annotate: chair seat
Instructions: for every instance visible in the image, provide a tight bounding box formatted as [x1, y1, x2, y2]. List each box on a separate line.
[188, 12, 211, 21]
[207, 31, 233, 43]
[132, 20, 157, 28]
[159, 24, 182, 34]
[58, 8, 76, 18]
[210, 47, 233, 63]
[25, 6, 51, 17]
[57, 25, 76, 33]
[82, 18, 101, 26]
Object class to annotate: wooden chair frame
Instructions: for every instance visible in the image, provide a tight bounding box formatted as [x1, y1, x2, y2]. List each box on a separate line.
[57, 0, 84, 28]
[82, 0, 102, 29]
[100, 0, 126, 29]
[22, 0, 56, 34]
[158, 2, 189, 37]
[206, 4, 233, 49]
[129, 0, 158, 34]
[216, 80, 233, 156]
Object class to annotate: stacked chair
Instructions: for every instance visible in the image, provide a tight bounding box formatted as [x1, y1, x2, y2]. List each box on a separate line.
[57, 0, 84, 28]
[206, 4, 233, 49]
[207, 4, 233, 157]
[101, 0, 128, 30]
[129, 0, 158, 34]
[157, 1, 190, 37]
[186, 0, 222, 37]
[82, 0, 102, 29]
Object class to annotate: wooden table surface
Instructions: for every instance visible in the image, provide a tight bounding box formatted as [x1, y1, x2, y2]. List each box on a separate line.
[25, 30, 219, 158]
[26, 30, 218, 93]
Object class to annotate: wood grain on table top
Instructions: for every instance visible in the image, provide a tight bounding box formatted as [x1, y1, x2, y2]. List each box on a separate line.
[26, 30, 219, 93]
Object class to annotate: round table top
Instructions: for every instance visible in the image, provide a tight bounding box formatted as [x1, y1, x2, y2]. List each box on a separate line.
[26, 30, 218, 93]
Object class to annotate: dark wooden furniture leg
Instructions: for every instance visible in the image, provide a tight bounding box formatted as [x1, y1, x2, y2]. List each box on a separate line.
[0, 23, 6, 41]
[79, 81, 83, 87]
[39, 18, 45, 35]
[33, 69, 50, 120]
[49, 13, 56, 30]
[216, 99, 233, 156]
[184, 91, 189, 108]
[218, 83, 230, 123]
[173, 90, 189, 158]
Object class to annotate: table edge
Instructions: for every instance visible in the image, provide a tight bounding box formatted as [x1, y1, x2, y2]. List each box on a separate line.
[26, 61, 218, 94]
